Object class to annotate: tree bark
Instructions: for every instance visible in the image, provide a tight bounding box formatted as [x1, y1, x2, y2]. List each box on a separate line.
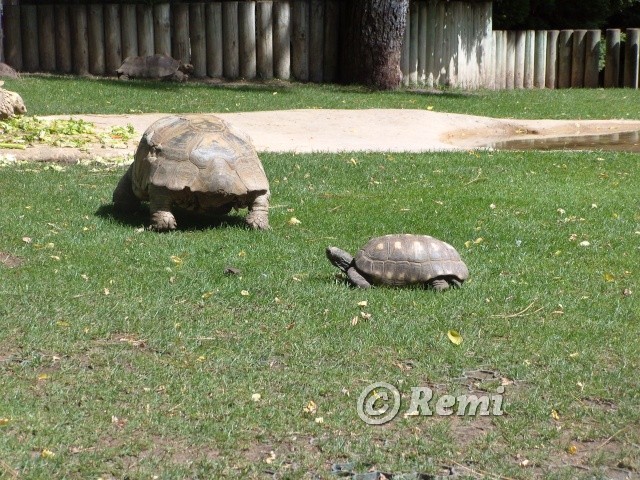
[339, 0, 409, 89]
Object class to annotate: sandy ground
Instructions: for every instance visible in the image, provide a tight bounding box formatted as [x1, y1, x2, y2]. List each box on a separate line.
[3, 109, 640, 162]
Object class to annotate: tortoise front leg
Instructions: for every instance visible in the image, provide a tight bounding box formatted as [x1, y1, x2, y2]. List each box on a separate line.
[429, 279, 450, 291]
[347, 267, 373, 288]
[246, 191, 270, 230]
[149, 185, 177, 231]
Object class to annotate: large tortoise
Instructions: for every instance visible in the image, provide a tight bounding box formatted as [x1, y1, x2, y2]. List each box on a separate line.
[112, 115, 270, 231]
[326, 234, 468, 290]
[116, 54, 193, 82]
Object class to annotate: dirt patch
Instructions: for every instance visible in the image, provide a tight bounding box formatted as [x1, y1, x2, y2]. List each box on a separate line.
[2, 110, 640, 163]
[0, 252, 24, 268]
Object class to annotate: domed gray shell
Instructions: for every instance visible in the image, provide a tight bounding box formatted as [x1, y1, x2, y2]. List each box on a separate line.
[354, 234, 469, 286]
[131, 115, 269, 198]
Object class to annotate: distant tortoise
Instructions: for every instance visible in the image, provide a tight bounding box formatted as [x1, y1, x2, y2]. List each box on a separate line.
[326, 234, 468, 290]
[0, 63, 20, 79]
[112, 115, 270, 231]
[116, 54, 193, 81]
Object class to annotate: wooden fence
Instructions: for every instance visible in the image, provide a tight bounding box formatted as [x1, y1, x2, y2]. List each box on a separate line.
[1, 0, 639, 89]
[1, 0, 342, 82]
[488, 29, 640, 89]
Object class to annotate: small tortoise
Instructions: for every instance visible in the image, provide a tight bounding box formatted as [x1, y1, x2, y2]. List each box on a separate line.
[326, 234, 468, 290]
[116, 54, 193, 82]
[112, 115, 270, 231]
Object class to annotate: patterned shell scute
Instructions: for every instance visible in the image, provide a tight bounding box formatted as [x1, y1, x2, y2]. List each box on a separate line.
[134, 115, 268, 197]
[355, 234, 469, 286]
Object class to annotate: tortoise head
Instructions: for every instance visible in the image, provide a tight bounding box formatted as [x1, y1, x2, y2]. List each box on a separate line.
[326, 246, 354, 273]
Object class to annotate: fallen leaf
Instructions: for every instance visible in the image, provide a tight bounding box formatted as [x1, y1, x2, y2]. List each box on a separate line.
[579, 241, 591, 247]
[37, 374, 49, 381]
[0, 418, 9, 425]
[315, 416, 324, 424]
[202, 291, 215, 299]
[447, 330, 463, 345]
[567, 444, 578, 454]
[604, 272, 615, 282]
[251, 393, 261, 402]
[357, 300, 368, 307]
[240, 290, 250, 296]
[40, 449, 55, 459]
[170, 255, 183, 265]
[288, 217, 302, 226]
[351, 316, 359, 326]
[303, 400, 318, 415]
[551, 409, 560, 420]
[22, 236, 32, 243]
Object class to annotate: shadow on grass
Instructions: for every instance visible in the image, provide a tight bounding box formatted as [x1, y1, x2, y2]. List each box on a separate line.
[95, 203, 248, 231]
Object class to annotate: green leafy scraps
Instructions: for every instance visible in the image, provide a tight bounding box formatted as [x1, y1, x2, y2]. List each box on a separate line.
[0, 116, 135, 149]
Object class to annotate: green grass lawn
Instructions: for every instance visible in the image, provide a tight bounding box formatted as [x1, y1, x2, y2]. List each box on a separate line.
[4, 74, 640, 120]
[1, 78, 639, 479]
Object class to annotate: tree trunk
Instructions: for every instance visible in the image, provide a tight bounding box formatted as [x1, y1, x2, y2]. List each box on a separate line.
[339, 0, 408, 89]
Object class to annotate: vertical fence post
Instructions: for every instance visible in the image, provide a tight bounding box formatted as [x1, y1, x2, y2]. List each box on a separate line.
[557, 30, 572, 88]
[493, 31, 504, 89]
[514, 30, 525, 88]
[273, 1, 290, 80]
[38, 5, 56, 72]
[425, 0, 436, 87]
[190, 3, 207, 77]
[571, 29, 586, 87]
[256, 1, 274, 80]
[136, 4, 154, 57]
[238, 1, 256, 79]
[309, 0, 324, 83]
[222, 1, 239, 79]
[205, 3, 223, 78]
[153, 3, 171, 56]
[54, 5, 72, 73]
[417, 1, 427, 85]
[505, 31, 515, 89]
[523, 30, 535, 88]
[604, 29, 620, 88]
[584, 30, 600, 88]
[533, 30, 546, 88]
[172, 3, 190, 66]
[4, 4, 22, 70]
[21, 5, 38, 72]
[545, 30, 558, 88]
[291, 0, 309, 81]
[323, 0, 340, 83]
[104, 4, 121, 75]
[624, 28, 639, 88]
[88, 5, 105, 75]
[121, 4, 138, 59]
[71, 4, 89, 75]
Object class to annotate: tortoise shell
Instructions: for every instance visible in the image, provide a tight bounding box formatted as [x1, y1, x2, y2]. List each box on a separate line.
[130, 115, 269, 200]
[354, 234, 469, 286]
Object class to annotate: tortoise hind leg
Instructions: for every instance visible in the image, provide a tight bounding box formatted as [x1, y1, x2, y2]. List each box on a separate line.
[149, 185, 177, 231]
[112, 164, 141, 212]
[245, 191, 270, 230]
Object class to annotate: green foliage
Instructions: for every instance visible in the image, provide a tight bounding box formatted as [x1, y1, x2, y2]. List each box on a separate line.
[0, 116, 135, 149]
[493, 0, 639, 29]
